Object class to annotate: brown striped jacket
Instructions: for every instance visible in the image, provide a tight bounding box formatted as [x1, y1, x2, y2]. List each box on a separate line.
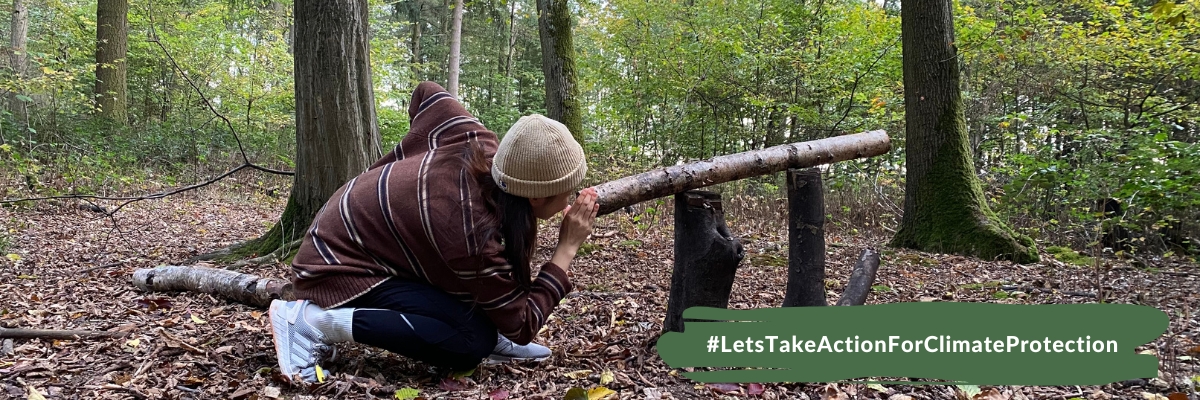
[290, 81, 572, 345]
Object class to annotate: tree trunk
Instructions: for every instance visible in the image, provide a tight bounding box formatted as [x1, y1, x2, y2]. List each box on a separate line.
[663, 191, 744, 333]
[8, 0, 29, 132]
[782, 168, 826, 307]
[211, 0, 382, 261]
[593, 130, 890, 216]
[95, 0, 128, 125]
[447, 0, 463, 97]
[536, 0, 583, 140]
[890, 0, 1037, 263]
[407, 0, 423, 78]
[132, 266, 293, 308]
[503, 0, 517, 106]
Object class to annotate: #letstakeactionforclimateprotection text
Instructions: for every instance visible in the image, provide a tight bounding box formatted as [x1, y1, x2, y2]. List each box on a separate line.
[706, 335, 1120, 354]
[655, 303, 1169, 385]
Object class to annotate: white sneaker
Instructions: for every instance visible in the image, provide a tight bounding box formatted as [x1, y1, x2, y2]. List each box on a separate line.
[487, 333, 551, 364]
[268, 300, 337, 383]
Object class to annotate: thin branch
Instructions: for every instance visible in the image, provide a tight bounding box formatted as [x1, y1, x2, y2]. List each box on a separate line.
[146, 36, 294, 174]
[830, 38, 897, 134]
[2, 163, 251, 208]
[1143, 98, 1198, 121]
[999, 285, 1097, 298]
[0, 327, 130, 340]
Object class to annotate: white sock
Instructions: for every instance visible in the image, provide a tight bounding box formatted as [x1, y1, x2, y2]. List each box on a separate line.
[302, 302, 356, 344]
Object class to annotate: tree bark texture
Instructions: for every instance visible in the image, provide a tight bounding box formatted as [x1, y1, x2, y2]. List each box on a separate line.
[95, 0, 128, 125]
[892, 0, 1037, 263]
[663, 191, 744, 333]
[782, 168, 827, 307]
[8, 0, 29, 131]
[227, 0, 382, 260]
[835, 248, 881, 306]
[594, 130, 890, 216]
[447, 0, 463, 97]
[536, 0, 583, 140]
[132, 266, 293, 308]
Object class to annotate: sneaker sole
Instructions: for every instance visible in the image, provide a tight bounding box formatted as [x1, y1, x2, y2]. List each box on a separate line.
[268, 300, 299, 382]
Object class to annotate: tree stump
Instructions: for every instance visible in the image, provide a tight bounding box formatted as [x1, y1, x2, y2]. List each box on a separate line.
[782, 168, 827, 307]
[663, 191, 744, 333]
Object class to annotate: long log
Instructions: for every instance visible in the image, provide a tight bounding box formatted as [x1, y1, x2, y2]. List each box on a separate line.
[594, 130, 890, 215]
[132, 265, 293, 308]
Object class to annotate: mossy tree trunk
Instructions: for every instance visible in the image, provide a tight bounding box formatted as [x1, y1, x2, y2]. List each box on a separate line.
[214, 0, 381, 261]
[891, 0, 1038, 263]
[536, 0, 583, 140]
[95, 0, 128, 125]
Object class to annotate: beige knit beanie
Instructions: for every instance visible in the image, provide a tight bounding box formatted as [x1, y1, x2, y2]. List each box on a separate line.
[491, 114, 587, 199]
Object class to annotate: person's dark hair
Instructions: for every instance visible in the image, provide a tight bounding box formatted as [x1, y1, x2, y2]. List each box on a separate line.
[461, 139, 536, 284]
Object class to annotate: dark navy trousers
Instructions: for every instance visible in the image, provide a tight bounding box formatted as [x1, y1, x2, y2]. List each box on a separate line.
[341, 278, 497, 370]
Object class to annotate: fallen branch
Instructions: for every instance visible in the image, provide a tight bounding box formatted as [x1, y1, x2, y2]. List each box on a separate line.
[132, 265, 293, 308]
[836, 248, 882, 306]
[999, 285, 1097, 298]
[1, 163, 283, 215]
[0, 327, 129, 340]
[593, 130, 890, 215]
[83, 384, 149, 400]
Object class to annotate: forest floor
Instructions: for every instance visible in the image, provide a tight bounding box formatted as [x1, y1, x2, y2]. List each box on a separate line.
[0, 180, 1197, 400]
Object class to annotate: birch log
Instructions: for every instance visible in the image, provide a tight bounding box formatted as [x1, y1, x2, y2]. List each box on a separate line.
[594, 130, 890, 216]
[132, 265, 293, 308]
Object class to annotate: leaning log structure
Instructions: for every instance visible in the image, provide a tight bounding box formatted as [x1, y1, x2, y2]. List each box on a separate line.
[132, 131, 891, 312]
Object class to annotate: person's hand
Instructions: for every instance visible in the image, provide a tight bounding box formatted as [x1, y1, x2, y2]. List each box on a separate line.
[558, 187, 598, 251]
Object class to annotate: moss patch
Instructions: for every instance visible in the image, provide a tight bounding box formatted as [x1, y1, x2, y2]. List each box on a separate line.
[577, 242, 602, 256]
[750, 252, 788, 268]
[1045, 246, 1095, 267]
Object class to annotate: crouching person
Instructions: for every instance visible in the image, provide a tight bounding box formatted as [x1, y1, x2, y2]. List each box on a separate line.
[267, 81, 597, 383]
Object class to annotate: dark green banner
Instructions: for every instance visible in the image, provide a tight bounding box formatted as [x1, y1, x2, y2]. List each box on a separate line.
[656, 303, 1168, 385]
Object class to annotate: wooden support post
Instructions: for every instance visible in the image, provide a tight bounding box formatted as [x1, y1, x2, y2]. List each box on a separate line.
[782, 168, 827, 307]
[663, 191, 744, 333]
